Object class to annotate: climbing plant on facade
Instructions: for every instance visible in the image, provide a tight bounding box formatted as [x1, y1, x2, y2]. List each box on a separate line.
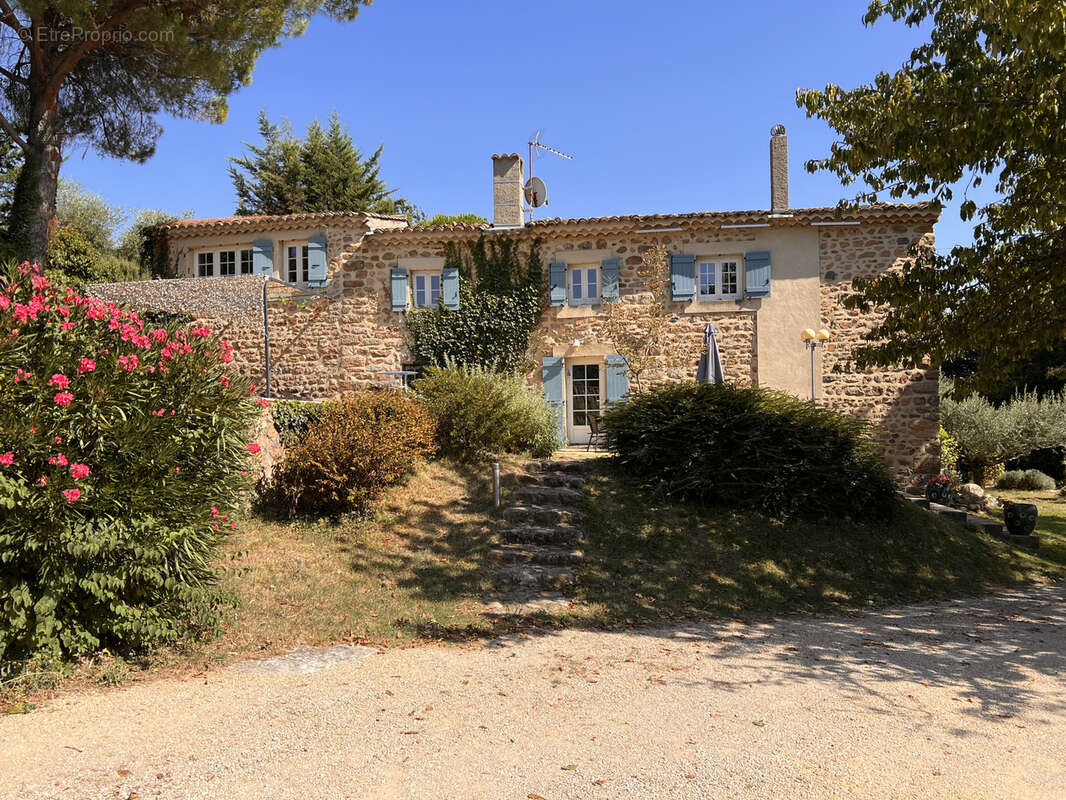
[404, 236, 545, 373]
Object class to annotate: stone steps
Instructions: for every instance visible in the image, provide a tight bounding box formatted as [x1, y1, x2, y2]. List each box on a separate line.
[523, 459, 595, 475]
[486, 458, 594, 598]
[489, 544, 584, 566]
[490, 563, 576, 589]
[509, 471, 588, 489]
[502, 505, 581, 527]
[502, 524, 584, 546]
[902, 494, 1039, 548]
[512, 485, 584, 506]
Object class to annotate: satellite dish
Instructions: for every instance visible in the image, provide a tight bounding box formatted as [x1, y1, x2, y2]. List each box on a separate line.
[524, 176, 547, 208]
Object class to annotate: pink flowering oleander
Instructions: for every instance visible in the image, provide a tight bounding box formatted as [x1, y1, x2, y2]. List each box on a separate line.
[49, 373, 70, 389]
[150, 328, 168, 343]
[70, 463, 90, 479]
[0, 451, 14, 466]
[53, 391, 73, 406]
[247, 442, 261, 454]
[77, 358, 96, 373]
[61, 488, 81, 504]
[211, 506, 220, 518]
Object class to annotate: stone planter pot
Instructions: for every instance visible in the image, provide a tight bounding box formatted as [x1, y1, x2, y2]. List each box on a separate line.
[925, 484, 953, 506]
[1003, 503, 1039, 537]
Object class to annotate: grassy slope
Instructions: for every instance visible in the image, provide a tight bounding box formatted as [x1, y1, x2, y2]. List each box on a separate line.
[7, 461, 1065, 709]
[568, 465, 1066, 625]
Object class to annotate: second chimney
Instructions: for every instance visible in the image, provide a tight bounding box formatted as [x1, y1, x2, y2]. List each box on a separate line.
[492, 153, 524, 227]
[770, 125, 789, 212]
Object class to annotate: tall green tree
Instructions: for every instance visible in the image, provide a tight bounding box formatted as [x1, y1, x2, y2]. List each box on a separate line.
[0, 1, 371, 266]
[229, 109, 413, 216]
[797, 0, 1066, 394]
[55, 178, 124, 250]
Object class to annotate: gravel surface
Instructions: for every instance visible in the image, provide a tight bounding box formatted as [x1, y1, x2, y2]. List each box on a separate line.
[3, 584, 1065, 799]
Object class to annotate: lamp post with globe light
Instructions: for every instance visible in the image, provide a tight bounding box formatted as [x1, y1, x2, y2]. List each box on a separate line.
[801, 328, 831, 401]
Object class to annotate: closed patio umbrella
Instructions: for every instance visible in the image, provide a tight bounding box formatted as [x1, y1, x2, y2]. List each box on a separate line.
[696, 323, 725, 384]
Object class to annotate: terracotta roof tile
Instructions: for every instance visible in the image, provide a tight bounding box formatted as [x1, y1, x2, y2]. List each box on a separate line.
[160, 211, 407, 237]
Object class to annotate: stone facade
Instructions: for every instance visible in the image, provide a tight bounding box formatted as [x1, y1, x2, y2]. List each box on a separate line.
[93, 202, 941, 483]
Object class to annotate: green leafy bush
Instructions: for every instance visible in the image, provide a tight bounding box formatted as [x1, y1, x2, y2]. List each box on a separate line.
[996, 469, 1056, 491]
[414, 363, 558, 462]
[939, 426, 960, 481]
[405, 237, 544, 372]
[260, 391, 436, 517]
[269, 398, 327, 447]
[601, 382, 897, 521]
[0, 263, 262, 665]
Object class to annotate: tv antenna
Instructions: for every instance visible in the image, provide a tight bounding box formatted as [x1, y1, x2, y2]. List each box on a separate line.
[526, 130, 574, 221]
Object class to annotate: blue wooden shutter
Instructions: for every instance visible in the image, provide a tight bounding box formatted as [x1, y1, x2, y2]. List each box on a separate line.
[390, 268, 409, 312]
[541, 356, 565, 444]
[307, 233, 328, 285]
[441, 266, 459, 310]
[252, 239, 274, 277]
[601, 258, 620, 302]
[549, 261, 567, 307]
[605, 354, 629, 406]
[745, 250, 772, 298]
[670, 254, 695, 301]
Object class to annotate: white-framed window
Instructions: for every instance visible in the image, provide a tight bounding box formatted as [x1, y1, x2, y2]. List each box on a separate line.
[696, 257, 741, 300]
[568, 263, 600, 306]
[412, 272, 442, 308]
[195, 248, 254, 279]
[287, 243, 309, 284]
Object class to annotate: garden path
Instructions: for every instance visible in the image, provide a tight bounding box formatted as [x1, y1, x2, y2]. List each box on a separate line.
[3, 584, 1065, 799]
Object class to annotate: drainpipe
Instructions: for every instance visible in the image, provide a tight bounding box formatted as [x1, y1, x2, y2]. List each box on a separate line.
[262, 276, 272, 399]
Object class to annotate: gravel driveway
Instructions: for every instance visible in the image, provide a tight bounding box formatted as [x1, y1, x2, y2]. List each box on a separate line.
[3, 584, 1065, 800]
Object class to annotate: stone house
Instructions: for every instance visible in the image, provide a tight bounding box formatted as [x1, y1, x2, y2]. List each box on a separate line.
[97, 127, 941, 479]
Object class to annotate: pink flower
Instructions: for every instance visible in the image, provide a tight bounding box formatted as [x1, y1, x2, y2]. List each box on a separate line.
[60, 322, 76, 331]
[246, 442, 261, 455]
[191, 326, 211, 338]
[150, 328, 168, 343]
[152, 409, 165, 417]
[48, 453, 68, 467]
[211, 506, 220, 518]
[28, 427, 36, 433]
[38, 476, 47, 486]
[230, 522, 237, 530]
[62, 488, 81, 504]
[49, 373, 69, 389]
[117, 354, 139, 371]
[219, 375, 230, 387]
[256, 398, 271, 407]
[77, 358, 96, 373]
[70, 463, 90, 479]
[53, 436, 62, 444]
[174, 466, 181, 472]
[53, 391, 73, 406]
[14, 368, 32, 383]
[0, 451, 13, 466]
[0, 295, 8, 310]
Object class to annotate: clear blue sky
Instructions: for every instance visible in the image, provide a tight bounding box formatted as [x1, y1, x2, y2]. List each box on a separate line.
[61, 0, 984, 251]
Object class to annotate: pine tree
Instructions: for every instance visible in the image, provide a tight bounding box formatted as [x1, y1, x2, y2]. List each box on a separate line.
[230, 110, 412, 216]
[229, 112, 306, 216]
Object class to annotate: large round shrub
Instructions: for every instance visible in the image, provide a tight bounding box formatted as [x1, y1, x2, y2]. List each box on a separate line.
[261, 391, 436, 517]
[601, 382, 897, 520]
[0, 263, 262, 664]
[414, 363, 558, 462]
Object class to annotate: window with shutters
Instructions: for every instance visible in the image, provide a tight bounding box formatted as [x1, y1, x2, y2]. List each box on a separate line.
[567, 263, 600, 306]
[287, 242, 310, 284]
[412, 271, 442, 308]
[195, 248, 255, 279]
[696, 256, 742, 301]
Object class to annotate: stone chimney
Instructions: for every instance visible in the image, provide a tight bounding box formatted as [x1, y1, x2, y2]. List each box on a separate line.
[770, 124, 789, 212]
[492, 153, 524, 227]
